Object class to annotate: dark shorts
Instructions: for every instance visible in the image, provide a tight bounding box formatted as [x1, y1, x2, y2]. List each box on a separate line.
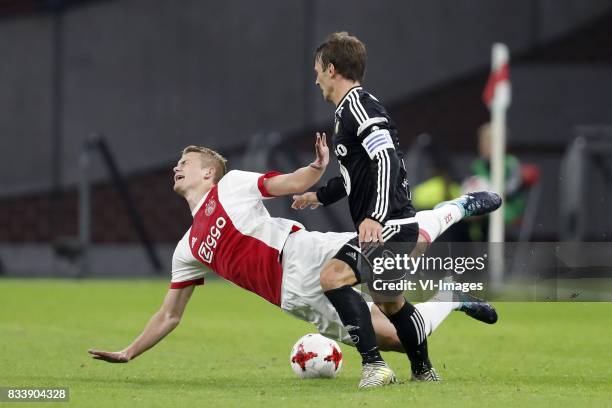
[333, 222, 419, 299]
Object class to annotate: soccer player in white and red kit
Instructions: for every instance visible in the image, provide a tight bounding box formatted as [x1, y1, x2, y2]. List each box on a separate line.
[88, 135, 495, 369]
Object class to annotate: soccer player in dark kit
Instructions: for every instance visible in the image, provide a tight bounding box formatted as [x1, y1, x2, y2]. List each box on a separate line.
[293, 32, 501, 387]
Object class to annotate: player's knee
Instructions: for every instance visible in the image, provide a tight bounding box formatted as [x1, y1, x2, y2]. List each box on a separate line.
[375, 297, 405, 316]
[320, 260, 356, 291]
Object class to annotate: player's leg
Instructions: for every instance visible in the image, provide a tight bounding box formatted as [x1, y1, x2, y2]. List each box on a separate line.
[371, 301, 454, 352]
[406, 192, 501, 326]
[370, 304, 402, 352]
[414, 191, 502, 246]
[375, 295, 439, 379]
[412, 192, 502, 324]
[362, 224, 439, 380]
[320, 258, 386, 365]
[370, 298, 497, 353]
[320, 243, 397, 387]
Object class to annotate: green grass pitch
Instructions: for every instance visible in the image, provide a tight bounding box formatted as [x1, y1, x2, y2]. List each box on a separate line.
[1, 279, 611, 407]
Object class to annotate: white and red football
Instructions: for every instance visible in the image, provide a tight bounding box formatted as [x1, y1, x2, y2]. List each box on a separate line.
[289, 333, 343, 379]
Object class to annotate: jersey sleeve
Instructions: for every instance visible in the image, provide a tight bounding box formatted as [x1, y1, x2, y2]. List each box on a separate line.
[351, 94, 396, 157]
[218, 169, 283, 201]
[316, 176, 347, 206]
[170, 236, 206, 289]
[349, 94, 401, 224]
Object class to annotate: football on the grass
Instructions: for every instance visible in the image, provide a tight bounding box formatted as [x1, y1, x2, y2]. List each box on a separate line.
[289, 333, 343, 378]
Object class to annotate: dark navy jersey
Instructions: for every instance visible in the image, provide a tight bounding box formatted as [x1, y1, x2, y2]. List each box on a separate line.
[316, 86, 415, 230]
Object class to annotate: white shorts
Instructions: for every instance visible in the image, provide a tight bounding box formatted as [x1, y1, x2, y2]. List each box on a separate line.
[280, 229, 372, 345]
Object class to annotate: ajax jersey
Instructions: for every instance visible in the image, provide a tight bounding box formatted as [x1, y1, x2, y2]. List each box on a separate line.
[170, 170, 302, 305]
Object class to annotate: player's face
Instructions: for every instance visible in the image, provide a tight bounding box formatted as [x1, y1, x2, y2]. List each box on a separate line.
[173, 152, 206, 195]
[314, 59, 333, 102]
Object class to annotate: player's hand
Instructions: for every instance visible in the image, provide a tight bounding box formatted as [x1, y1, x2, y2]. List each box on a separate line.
[292, 191, 322, 210]
[88, 349, 130, 363]
[358, 218, 384, 248]
[309, 132, 329, 171]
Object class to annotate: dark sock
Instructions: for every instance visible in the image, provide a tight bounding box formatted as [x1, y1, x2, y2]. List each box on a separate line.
[324, 285, 383, 365]
[387, 300, 432, 375]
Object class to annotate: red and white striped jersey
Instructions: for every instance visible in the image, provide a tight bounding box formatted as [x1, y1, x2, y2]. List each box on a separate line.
[170, 170, 302, 306]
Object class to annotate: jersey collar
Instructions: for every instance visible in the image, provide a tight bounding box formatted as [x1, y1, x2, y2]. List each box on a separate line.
[191, 190, 211, 217]
[335, 86, 362, 115]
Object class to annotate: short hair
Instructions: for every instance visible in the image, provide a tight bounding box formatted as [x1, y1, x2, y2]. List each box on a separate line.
[181, 145, 227, 183]
[315, 31, 367, 82]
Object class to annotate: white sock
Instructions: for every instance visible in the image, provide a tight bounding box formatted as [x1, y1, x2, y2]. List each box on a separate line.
[412, 206, 464, 336]
[415, 205, 463, 243]
[414, 300, 458, 337]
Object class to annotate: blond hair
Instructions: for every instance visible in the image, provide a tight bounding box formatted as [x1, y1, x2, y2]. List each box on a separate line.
[181, 145, 227, 183]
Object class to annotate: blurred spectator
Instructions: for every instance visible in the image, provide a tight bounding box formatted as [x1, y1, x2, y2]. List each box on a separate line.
[412, 138, 470, 242]
[462, 123, 526, 240]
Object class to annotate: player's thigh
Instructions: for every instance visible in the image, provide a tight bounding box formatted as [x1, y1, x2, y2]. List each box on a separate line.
[320, 259, 359, 290]
[283, 230, 356, 294]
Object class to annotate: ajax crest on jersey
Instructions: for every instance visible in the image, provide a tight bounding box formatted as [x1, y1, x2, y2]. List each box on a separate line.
[205, 199, 216, 216]
[289, 333, 343, 379]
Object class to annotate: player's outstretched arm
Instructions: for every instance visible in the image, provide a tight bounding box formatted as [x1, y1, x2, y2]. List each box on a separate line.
[264, 133, 329, 197]
[88, 285, 195, 363]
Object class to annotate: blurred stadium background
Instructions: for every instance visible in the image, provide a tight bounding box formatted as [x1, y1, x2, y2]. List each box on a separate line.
[0, 0, 611, 278]
[1, 2, 612, 406]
